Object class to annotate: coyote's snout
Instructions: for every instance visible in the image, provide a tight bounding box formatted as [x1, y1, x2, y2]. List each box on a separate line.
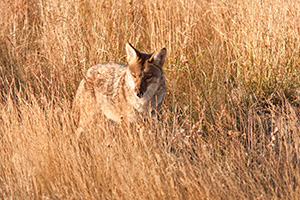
[73, 43, 166, 133]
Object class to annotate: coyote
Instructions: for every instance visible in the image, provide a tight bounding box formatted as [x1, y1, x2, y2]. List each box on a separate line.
[73, 43, 166, 132]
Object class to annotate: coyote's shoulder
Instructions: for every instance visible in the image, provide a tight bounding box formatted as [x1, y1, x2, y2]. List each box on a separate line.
[73, 43, 167, 132]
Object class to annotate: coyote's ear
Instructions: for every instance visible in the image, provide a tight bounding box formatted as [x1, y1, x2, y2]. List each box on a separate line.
[149, 48, 167, 68]
[126, 43, 139, 64]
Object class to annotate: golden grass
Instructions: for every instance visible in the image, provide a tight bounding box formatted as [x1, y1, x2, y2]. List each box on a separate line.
[1, 0, 300, 199]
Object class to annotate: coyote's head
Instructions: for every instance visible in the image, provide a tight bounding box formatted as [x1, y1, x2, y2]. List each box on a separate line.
[125, 43, 166, 99]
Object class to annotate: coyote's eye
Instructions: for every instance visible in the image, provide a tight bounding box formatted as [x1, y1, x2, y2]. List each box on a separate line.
[145, 75, 153, 80]
[131, 73, 137, 78]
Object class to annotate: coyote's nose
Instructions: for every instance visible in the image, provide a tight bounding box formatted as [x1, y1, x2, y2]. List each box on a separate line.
[136, 90, 144, 98]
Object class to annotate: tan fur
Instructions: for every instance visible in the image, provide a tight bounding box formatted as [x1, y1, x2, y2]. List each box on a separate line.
[73, 43, 166, 134]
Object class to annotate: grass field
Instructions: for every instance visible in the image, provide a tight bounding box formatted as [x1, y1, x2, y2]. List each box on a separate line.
[1, 0, 300, 199]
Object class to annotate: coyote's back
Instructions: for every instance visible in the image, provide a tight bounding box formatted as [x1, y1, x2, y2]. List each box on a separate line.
[73, 43, 167, 133]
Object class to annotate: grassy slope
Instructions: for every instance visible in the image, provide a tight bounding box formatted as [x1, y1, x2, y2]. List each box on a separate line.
[0, 0, 300, 199]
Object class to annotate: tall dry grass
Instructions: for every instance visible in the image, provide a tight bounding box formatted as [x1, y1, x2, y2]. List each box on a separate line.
[1, 0, 300, 199]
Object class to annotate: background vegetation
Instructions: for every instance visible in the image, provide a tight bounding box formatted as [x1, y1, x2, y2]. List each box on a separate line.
[1, 0, 300, 199]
